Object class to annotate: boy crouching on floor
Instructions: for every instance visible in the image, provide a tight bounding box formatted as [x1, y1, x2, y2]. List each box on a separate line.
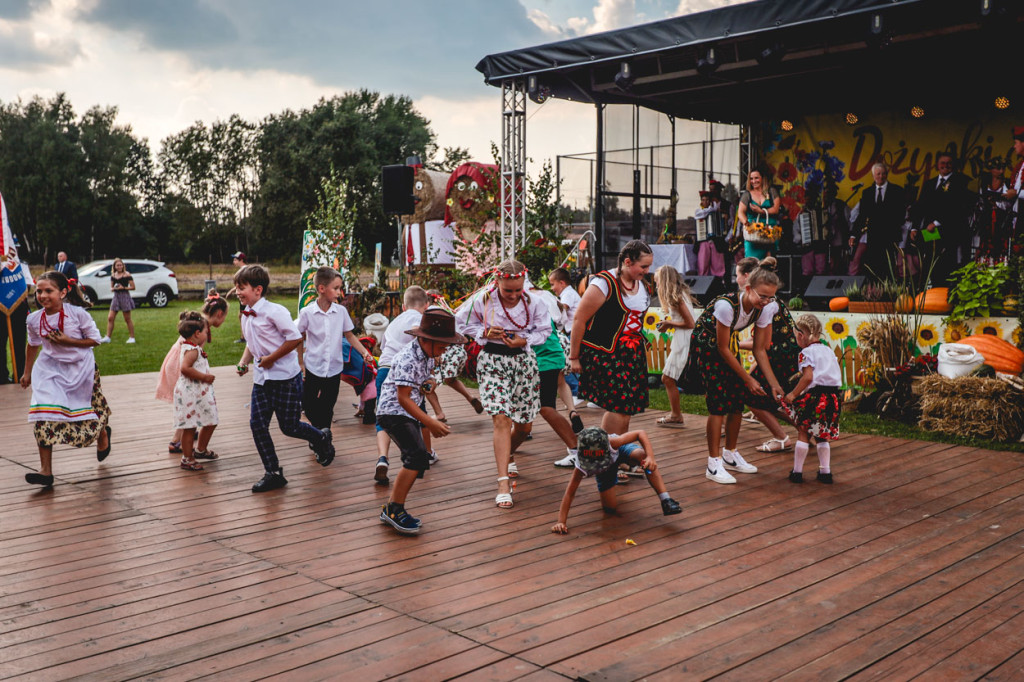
[378, 309, 466, 535]
[552, 426, 682, 535]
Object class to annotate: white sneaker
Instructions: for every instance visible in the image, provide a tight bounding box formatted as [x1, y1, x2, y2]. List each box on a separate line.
[706, 457, 737, 484]
[126, 337, 136, 344]
[723, 449, 757, 474]
[586, 402, 601, 409]
[554, 449, 576, 467]
[428, 450, 439, 465]
[573, 397, 585, 408]
[99, 336, 111, 344]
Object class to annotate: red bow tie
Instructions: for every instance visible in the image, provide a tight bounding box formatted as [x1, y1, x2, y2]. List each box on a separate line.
[242, 309, 257, 317]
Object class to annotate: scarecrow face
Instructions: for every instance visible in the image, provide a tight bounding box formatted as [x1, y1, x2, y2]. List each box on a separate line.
[449, 174, 496, 239]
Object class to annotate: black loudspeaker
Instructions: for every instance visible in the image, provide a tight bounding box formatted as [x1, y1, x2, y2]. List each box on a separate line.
[774, 254, 798, 298]
[381, 165, 415, 215]
[683, 276, 725, 305]
[803, 275, 865, 300]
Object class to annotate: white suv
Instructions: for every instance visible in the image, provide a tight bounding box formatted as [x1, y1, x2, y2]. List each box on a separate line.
[78, 259, 179, 308]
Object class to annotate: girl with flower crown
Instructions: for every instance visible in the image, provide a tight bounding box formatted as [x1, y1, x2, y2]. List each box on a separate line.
[455, 259, 552, 508]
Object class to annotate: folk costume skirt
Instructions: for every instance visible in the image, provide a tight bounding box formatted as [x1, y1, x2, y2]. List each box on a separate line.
[784, 388, 841, 441]
[579, 334, 648, 416]
[477, 348, 540, 424]
[33, 369, 111, 447]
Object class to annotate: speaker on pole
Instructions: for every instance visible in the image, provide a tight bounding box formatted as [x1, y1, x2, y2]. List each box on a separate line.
[381, 165, 415, 216]
[803, 275, 865, 302]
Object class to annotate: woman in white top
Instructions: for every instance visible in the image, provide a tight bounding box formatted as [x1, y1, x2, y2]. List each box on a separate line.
[21, 271, 112, 487]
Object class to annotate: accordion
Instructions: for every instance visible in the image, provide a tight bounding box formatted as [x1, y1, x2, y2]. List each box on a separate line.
[696, 211, 724, 241]
[798, 209, 827, 244]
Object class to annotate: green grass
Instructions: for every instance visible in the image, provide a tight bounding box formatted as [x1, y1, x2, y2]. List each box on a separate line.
[88, 295, 295, 376]
[647, 387, 1024, 453]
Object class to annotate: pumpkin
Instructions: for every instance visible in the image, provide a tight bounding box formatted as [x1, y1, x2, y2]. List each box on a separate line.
[895, 294, 916, 314]
[915, 287, 952, 314]
[958, 334, 1024, 375]
[829, 297, 849, 312]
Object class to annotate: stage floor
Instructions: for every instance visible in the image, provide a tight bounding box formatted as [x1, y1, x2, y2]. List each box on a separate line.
[2, 369, 1024, 680]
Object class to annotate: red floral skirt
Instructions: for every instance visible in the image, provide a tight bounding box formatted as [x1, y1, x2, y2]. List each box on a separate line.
[579, 335, 648, 415]
[784, 388, 841, 441]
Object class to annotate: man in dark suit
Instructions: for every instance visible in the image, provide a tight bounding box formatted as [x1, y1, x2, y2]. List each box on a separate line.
[54, 251, 78, 281]
[849, 162, 906, 279]
[912, 152, 974, 285]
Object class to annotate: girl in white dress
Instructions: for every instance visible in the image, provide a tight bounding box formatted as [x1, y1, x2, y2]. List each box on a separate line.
[21, 271, 111, 487]
[174, 313, 219, 471]
[654, 265, 696, 428]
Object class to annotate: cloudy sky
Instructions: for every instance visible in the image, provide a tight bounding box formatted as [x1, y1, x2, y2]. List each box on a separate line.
[0, 0, 747, 167]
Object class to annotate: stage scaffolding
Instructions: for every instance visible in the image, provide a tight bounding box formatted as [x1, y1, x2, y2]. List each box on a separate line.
[499, 80, 527, 261]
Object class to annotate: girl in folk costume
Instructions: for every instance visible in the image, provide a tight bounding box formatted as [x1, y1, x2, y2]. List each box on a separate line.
[783, 315, 843, 484]
[685, 261, 782, 485]
[653, 265, 696, 428]
[156, 292, 229, 454]
[21, 271, 112, 487]
[455, 260, 552, 508]
[174, 313, 219, 471]
[569, 240, 654, 435]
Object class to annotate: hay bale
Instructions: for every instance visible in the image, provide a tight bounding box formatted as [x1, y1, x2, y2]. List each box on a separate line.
[400, 168, 448, 225]
[918, 375, 1024, 442]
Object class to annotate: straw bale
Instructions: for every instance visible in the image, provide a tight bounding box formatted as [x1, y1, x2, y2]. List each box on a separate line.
[917, 375, 1024, 442]
[401, 168, 448, 225]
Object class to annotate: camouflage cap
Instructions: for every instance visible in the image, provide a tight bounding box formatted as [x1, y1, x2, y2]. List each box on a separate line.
[574, 427, 613, 477]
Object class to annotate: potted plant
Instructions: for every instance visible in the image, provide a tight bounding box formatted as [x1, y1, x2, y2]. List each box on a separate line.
[946, 262, 1010, 322]
[849, 282, 895, 314]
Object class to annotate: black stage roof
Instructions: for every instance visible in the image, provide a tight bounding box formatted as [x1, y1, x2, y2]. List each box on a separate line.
[476, 0, 1023, 124]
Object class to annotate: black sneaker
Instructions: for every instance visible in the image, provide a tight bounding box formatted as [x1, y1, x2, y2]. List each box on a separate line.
[816, 471, 834, 484]
[314, 428, 335, 467]
[661, 497, 682, 515]
[374, 456, 389, 484]
[252, 469, 287, 493]
[789, 471, 804, 483]
[569, 412, 585, 434]
[380, 503, 421, 534]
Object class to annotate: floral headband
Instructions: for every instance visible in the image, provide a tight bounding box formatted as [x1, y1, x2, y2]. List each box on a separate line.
[493, 267, 528, 280]
[206, 291, 220, 300]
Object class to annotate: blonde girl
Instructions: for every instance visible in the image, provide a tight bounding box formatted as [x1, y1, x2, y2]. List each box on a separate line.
[101, 257, 136, 343]
[783, 314, 843, 484]
[455, 259, 552, 508]
[653, 265, 696, 427]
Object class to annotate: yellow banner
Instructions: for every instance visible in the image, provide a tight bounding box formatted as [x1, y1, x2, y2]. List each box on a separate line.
[764, 111, 1019, 217]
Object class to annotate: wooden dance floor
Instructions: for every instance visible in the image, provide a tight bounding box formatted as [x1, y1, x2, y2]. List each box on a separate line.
[2, 368, 1024, 681]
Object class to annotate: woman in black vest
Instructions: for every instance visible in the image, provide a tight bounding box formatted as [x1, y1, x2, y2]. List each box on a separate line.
[569, 240, 653, 435]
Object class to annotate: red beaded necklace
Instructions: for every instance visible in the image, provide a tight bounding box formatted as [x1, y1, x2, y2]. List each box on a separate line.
[497, 293, 530, 330]
[39, 306, 65, 337]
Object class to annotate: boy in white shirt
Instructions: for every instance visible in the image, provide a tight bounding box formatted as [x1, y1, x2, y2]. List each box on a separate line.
[235, 265, 335, 493]
[547, 267, 580, 327]
[373, 285, 430, 483]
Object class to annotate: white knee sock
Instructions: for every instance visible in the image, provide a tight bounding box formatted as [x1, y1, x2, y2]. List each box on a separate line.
[817, 442, 831, 473]
[793, 441, 809, 473]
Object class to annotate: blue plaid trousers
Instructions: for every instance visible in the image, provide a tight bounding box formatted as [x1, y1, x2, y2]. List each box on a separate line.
[250, 373, 328, 473]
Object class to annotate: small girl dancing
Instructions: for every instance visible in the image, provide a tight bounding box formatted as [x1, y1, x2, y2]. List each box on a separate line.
[21, 271, 112, 487]
[653, 265, 695, 428]
[174, 313, 219, 470]
[783, 315, 842, 484]
[156, 292, 229, 454]
[455, 260, 551, 508]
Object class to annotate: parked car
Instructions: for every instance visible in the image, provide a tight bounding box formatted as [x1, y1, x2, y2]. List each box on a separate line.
[77, 259, 179, 308]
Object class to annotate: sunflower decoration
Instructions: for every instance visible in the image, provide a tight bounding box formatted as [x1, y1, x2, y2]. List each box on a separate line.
[856, 320, 872, 341]
[643, 309, 663, 333]
[916, 323, 939, 349]
[976, 320, 1004, 338]
[826, 317, 850, 341]
[943, 321, 970, 344]
[1013, 325, 1023, 348]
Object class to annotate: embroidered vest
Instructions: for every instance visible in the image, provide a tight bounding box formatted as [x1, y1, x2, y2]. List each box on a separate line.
[581, 271, 650, 353]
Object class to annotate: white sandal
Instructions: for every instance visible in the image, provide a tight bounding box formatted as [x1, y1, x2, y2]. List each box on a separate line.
[495, 476, 514, 508]
[507, 461, 519, 478]
[756, 436, 791, 452]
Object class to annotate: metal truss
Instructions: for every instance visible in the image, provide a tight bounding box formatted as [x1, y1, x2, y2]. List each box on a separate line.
[500, 80, 527, 261]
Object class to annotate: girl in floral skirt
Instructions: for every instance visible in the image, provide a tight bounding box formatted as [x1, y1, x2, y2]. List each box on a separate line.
[455, 260, 551, 508]
[174, 313, 219, 471]
[21, 271, 111, 487]
[783, 315, 842, 484]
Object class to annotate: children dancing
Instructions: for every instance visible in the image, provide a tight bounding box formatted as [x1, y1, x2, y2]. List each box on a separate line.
[377, 309, 465, 534]
[21, 271, 111, 487]
[784, 315, 843, 483]
[235, 264, 335, 492]
[552, 426, 681, 535]
[456, 259, 551, 508]
[654, 265, 695, 428]
[174, 313, 218, 470]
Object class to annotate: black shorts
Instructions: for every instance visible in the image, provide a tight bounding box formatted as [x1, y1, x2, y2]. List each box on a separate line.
[539, 368, 561, 409]
[376, 414, 431, 472]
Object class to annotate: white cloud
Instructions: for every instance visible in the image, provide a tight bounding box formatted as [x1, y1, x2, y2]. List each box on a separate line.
[672, 0, 751, 17]
[565, 0, 636, 36]
[526, 8, 565, 39]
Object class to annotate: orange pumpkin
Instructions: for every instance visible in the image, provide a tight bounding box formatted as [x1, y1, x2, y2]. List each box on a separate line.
[958, 334, 1024, 375]
[915, 287, 952, 314]
[829, 297, 849, 312]
[895, 294, 916, 313]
